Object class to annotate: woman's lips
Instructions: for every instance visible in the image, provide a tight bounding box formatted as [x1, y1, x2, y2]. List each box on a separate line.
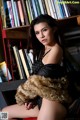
[41, 39, 47, 43]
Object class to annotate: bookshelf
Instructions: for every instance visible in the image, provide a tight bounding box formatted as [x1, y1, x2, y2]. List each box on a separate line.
[0, 0, 80, 119]
[2, 25, 30, 80]
[0, 14, 80, 85]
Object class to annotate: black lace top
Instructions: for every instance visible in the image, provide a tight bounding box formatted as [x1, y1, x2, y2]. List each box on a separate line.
[32, 60, 65, 79]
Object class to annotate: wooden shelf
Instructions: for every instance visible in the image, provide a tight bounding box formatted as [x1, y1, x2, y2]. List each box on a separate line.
[1, 15, 80, 91]
[2, 25, 30, 39]
[0, 79, 26, 92]
[57, 15, 80, 29]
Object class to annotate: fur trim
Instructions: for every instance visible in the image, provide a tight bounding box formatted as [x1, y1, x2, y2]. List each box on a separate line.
[15, 75, 72, 105]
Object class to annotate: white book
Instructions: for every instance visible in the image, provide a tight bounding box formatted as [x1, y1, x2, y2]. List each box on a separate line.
[37, 0, 45, 14]
[13, 46, 25, 79]
[63, 4, 70, 17]
[19, 49, 30, 78]
[50, 0, 57, 18]
[24, 49, 33, 74]
[44, 0, 51, 15]
[14, 1, 20, 26]
[54, 0, 62, 19]
[47, 0, 53, 16]
[31, 0, 38, 17]
[11, 0, 18, 27]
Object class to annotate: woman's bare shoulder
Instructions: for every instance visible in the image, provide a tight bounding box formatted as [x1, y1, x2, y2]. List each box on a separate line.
[47, 44, 63, 64]
[51, 44, 63, 54]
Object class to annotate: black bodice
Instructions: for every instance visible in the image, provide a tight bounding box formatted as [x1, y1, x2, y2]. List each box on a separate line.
[32, 60, 65, 79]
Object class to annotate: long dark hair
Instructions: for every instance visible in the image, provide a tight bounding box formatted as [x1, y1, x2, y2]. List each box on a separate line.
[29, 14, 64, 60]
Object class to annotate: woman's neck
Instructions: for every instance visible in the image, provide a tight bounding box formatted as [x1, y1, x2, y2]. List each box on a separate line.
[44, 40, 56, 51]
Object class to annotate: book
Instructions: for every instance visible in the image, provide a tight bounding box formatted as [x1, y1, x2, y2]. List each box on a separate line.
[14, 1, 20, 26]
[41, 0, 47, 14]
[44, 0, 51, 15]
[27, 0, 34, 20]
[11, 0, 18, 27]
[19, 49, 30, 78]
[34, 0, 41, 16]
[0, 61, 12, 81]
[49, 0, 57, 18]
[0, 31, 4, 62]
[13, 46, 25, 79]
[20, 0, 29, 25]
[24, 49, 33, 74]
[25, 0, 32, 23]
[0, 5, 7, 28]
[17, 0, 25, 26]
[6, 0, 15, 27]
[53, 0, 63, 19]
[37, 0, 45, 14]
[2, 0, 11, 27]
[30, 0, 38, 18]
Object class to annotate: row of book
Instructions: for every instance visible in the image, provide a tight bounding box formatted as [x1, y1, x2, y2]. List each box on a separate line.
[12, 46, 33, 80]
[0, 0, 70, 28]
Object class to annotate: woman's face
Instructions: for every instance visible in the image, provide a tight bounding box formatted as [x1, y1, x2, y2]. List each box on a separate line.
[34, 22, 55, 46]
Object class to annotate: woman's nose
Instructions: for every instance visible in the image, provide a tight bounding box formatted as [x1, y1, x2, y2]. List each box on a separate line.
[40, 32, 44, 38]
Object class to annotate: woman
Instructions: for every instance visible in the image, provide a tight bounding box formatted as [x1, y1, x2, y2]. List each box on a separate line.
[2, 14, 72, 120]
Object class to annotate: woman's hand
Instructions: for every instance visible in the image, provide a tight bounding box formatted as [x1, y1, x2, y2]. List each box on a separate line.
[25, 101, 37, 110]
[25, 97, 39, 110]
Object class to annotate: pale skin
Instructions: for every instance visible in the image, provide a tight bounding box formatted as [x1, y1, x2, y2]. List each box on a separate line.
[1, 22, 67, 120]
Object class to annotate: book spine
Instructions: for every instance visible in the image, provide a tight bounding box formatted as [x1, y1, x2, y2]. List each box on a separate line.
[29, 0, 35, 19]
[2, 0, 11, 27]
[6, 1, 15, 27]
[27, 0, 34, 21]
[0, 5, 7, 28]
[24, 49, 33, 74]
[34, 0, 41, 16]
[0, 61, 12, 81]
[30, 0, 38, 17]
[19, 49, 30, 78]
[20, 0, 29, 25]
[41, 0, 47, 14]
[11, 0, 18, 27]
[44, 0, 51, 15]
[47, 0, 55, 18]
[57, 0, 64, 18]
[13, 46, 25, 79]
[63, 3, 70, 17]
[53, 0, 62, 19]
[14, 1, 20, 26]
[17, 0, 25, 26]
[50, 0, 57, 18]
[25, 0, 32, 23]
[37, 0, 45, 14]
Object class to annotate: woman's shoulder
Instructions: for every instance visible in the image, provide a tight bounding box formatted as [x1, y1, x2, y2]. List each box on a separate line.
[46, 44, 63, 64]
[51, 43, 63, 55]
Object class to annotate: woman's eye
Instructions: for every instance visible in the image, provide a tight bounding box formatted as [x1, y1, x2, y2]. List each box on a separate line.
[43, 28, 47, 32]
[35, 32, 39, 35]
